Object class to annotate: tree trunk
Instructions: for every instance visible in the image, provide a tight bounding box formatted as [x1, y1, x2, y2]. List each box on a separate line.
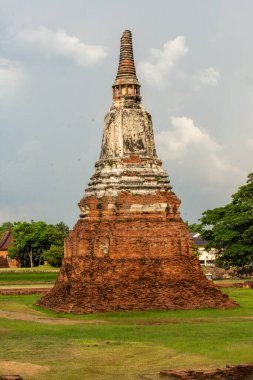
[27, 247, 34, 268]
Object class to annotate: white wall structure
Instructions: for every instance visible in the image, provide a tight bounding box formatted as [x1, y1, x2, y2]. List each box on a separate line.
[191, 233, 216, 266]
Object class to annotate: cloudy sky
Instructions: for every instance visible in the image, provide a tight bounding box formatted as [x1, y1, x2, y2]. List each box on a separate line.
[0, 0, 252, 227]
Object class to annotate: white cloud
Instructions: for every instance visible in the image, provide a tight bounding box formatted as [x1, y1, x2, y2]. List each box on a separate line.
[139, 36, 188, 85]
[0, 58, 24, 97]
[156, 116, 242, 184]
[194, 67, 220, 86]
[139, 36, 220, 88]
[18, 27, 107, 66]
[156, 116, 222, 159]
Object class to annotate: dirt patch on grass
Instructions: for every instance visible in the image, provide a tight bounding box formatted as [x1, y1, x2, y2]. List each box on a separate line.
[0, 288, 50, 295]
[0, 309, 106, 325]
[2, 309, 252, 326]
[0, 327, 9, 334]
[0, 284, 53, 289]
[215, 282, 243, 288]
[0, 360, 49, 377]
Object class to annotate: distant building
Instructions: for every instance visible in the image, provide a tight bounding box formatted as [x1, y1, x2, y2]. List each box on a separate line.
[0, 231, 18, 268]
[191, 233, 216, 266]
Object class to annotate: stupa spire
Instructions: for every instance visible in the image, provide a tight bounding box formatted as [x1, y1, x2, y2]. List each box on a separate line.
[38, 30, 236, 315]
[116, 30, 138, 80]
[113, 30, 141, 100]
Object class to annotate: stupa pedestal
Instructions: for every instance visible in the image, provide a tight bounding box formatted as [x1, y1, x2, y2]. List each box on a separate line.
[39, 30, 236, 313]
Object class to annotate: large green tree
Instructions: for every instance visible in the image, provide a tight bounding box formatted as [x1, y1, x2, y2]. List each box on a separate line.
[198, 173, 253, 271]
[8, 221, 69, 267]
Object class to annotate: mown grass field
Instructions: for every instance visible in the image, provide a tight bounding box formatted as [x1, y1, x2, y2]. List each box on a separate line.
[0, 271, 58, 285]
[0, 264, 58, 272]
[0, 288, 253, 379]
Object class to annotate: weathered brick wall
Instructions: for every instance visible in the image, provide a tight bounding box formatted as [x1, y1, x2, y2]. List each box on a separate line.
[39, 193, 236, 313]
[40, 256, 234, 314]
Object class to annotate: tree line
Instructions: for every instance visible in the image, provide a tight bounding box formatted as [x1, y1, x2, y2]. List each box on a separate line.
[187, 173, 253, 273]
[0, 221, 69, 268]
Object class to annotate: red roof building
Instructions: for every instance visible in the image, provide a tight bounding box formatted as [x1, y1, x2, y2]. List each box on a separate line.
[0, 230, 17, 268]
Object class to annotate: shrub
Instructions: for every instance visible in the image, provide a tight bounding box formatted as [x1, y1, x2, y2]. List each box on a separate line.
[42, 246, 64, 267]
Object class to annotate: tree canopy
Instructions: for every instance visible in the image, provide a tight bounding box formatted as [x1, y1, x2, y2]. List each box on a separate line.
[5, 220, 69, 267]
[197, 173, 253, 271]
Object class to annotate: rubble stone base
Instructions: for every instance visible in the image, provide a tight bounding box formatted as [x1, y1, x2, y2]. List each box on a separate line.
[39, 193, 236, 314]
[160, 364, 253, 379]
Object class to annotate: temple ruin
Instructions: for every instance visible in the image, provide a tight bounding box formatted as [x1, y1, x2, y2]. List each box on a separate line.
[38, 30, 236, 313]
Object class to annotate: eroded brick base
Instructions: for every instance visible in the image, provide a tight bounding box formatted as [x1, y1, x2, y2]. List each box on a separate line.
[39, 256, 235, 314]
[160, 364, 253, 379]
[39, 193, 236, 313]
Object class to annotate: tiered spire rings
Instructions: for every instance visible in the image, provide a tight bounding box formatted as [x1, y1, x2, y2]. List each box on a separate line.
[113, 30, 141, 100]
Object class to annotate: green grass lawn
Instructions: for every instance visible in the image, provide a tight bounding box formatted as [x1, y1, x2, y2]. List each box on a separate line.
[0, 271, 58, 285]
[0, 288, 253, 379]
[0, 264, 60, 274]
[0, 264, 59, 272]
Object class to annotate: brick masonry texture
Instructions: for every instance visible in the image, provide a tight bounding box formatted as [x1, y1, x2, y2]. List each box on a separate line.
[160, 364, 253, 379]
[39, 193, 235, 313]
[38, 30, 236, 313]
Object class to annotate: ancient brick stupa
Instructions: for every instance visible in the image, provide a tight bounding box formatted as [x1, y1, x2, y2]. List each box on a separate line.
[39, 30, 235, 313]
